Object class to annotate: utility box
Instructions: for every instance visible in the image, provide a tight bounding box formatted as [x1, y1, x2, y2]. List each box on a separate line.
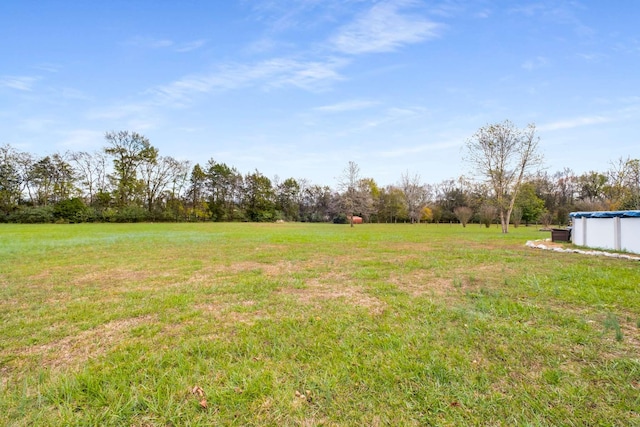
[551, 228, 571, 242]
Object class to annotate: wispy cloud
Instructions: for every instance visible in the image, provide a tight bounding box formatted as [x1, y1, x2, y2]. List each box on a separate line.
[87, 103, 152, 121]
[125, 36, 207, 52]
[149, 57, 347, 105]
[331, 0, 442, 54]
[19, 118, 56, 132]
[377, 139, 459, 158]
[246, 0, 349, 33]
[576, 52, 606, 62]
[509, 2, 594, 38]
[522, 56, 549, 70]
[474, 9, 492, 19]
[315, 99, 380, 113]
[0, 75, 39, 91]
[58, 129, 105, 149]
[359, 106, 426, 129]
[33, 63, 61, 73]
[539, 115, 612, 131]
[86, 102, 161, 131]
[175, 39, 207, 52]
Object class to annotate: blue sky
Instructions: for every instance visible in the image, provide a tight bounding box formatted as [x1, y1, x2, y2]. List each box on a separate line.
[1, 0, 639, 187]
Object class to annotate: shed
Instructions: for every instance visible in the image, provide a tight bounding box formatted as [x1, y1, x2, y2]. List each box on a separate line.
[569, 210, 640, 254]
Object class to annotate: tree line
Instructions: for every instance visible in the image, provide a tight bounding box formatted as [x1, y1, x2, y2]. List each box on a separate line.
[1, 126, 639, 226]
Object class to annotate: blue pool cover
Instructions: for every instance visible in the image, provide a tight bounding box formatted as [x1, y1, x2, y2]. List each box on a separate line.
[570, 210, 640, 218]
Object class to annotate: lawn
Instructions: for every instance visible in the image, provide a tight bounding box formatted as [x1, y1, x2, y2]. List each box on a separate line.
[0, 222, 638, 426]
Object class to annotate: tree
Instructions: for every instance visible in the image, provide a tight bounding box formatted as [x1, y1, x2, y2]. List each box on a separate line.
[420, 206, 433, 223]
[206, 160, 243, 221]
[70, 150, 108, 205]
[186, 163, 208, 220]
[104, 131, 157, 208]
[514, 182, 545, 225]
[299, 183, 332, 222]
[336, 161, 364, 227]
[478, 204, 497, 228]
[553, 168, 576, 225]
[608, 157, 640, 210]
[465, 120, 542, 233]
[140, 155, 184, 216]
[359, 178, 380, 223]
[243, 170, 275, 222]
[0, 144, 24, 215]
[576, 171, 607, 206]
[623, 159, 640, 209]
[275, 177, 301, 221]
[378, 185, 406, 223]
[400, 171, 430, 224]
[434, 179, 467, 222]
[453, 206, 473, 227]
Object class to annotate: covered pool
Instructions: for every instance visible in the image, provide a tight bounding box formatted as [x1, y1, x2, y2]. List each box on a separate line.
[570, 210, 640, 254]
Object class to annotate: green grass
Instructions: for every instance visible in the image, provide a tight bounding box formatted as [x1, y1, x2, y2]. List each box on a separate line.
[1, 223, 639, 426]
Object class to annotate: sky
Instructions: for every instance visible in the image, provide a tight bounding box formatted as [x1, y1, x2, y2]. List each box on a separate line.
[1, 0, 639, 187]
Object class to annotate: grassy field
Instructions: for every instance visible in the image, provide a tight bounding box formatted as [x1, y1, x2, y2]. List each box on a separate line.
[0, 222, 638, 426]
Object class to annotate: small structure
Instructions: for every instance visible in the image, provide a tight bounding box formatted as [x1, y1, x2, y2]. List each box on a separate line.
[551, 228, 571, 242]
[569, 210, 640, 254]
[350, 216, 363, 224]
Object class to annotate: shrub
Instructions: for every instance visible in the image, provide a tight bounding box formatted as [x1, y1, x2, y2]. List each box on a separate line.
[8, 206, 55, 223]
[453, 206, 473, 227]
[114, 205, 149, 223]
[53, 198, 89, 223]
[333, 213, 348, 224]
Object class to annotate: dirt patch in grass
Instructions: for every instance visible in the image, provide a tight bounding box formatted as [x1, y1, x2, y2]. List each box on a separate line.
[390, 263, 508, 302]
[188, 260, 298, 283]
[196, 301, 268, 325]
[74, 269, 156, 286]
[18, 316, 152, 371]
[280, 277, 386, 316]
[389, 270, 453, 298]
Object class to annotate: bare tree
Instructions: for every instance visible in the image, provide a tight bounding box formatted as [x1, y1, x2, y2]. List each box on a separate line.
[479, 204, 497, 228]
[140, 155, 183, 214]
[336, 161, 363, 227]
[0, 144, 26, 214]
[400, 171, 430, 224]
[511, 207, 523, 228]
[465, 120, 542, 233]
[453, 206, 473, 227]
[70, 150, 108, 205]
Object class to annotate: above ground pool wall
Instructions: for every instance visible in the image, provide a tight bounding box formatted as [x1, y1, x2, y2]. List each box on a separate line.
[570, 211, 640, 254]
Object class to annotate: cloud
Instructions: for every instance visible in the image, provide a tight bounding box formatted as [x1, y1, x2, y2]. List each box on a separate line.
[246, 0, 349, 33]
[330, 0, 442, 55]
[315, 99, 380, 113]
[359, 106, 426, 129]
[58, 129, 105, 149]
[19, 118, 56, 132]
[377, 139, 459, 158]
[538, 115, 612, 131]
[175, 39, 207, 52]
[522, 56, 549, 70]
[126, 36, 174, 49]
[86, 101, 161, 132]
[509, 2, 594, 38]
[125, 36, 207, 52]
[0, 75, 39, 91]
[576, 52, 605, 62]
[149, 57, 347, 105]
[87, 103, 152, 121]
[33, 63, 61, 73]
